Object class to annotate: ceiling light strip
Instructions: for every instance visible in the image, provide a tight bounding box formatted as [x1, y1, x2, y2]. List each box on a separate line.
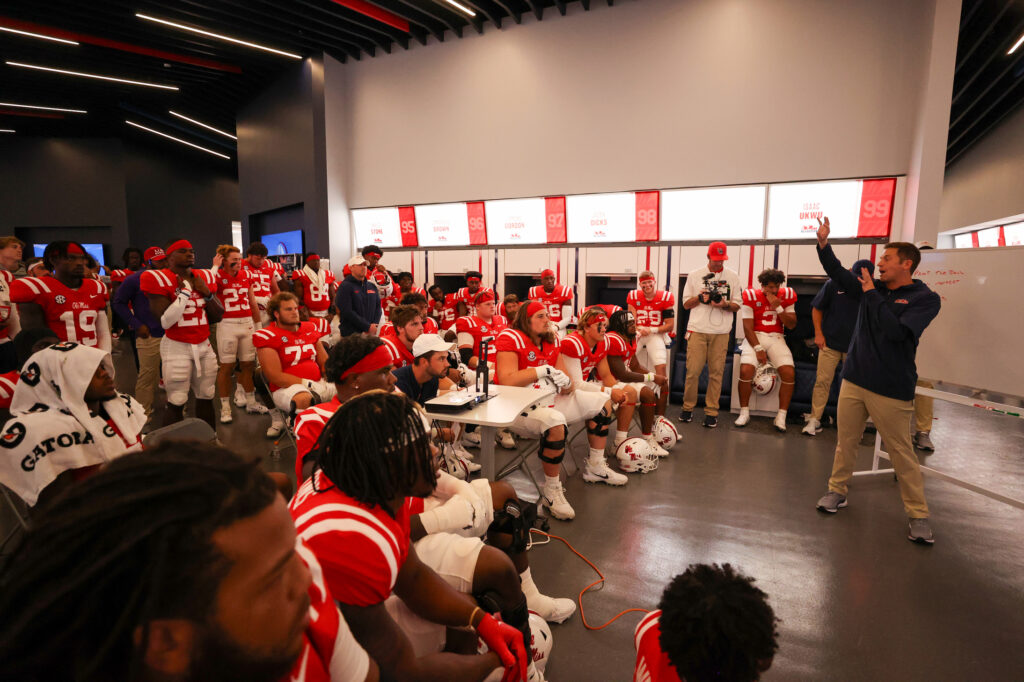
[442, 0, 477, 17]
[0, 24, 78, 45]
[0, 129, 15, 133]
[0, 101, 87, 114]
[5, 62, 179, 90]
[126, 121, 230, 159]
[1009, 33, 1024, 56]
[169, 111, 237, 139]
[136, 13, 302, 60]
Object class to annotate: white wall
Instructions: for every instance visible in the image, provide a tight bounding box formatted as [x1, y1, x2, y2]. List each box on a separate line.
[940, 102, 1024, 234]
[336, 0, 935, 209]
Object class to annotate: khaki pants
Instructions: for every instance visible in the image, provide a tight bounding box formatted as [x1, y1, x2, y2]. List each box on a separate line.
[810, 345, 846, 420]
[135, 336, 162, 418]
[914, 379, 934, 433]
[682, 332, 730, 417]
[828, 381, 928, 518]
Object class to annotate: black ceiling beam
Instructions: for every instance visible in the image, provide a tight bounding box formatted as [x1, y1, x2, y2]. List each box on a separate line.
[955, 0, 1014, 75]
[947, 94, 1024, 166]
[118, 101, 236, 151]
[554, 0, 567, 16]
[950, 46, 1024, 130]
[399, 0, 463, 39]
[463, 1, 502, 29]
[283, 0, 412, 51]
[492, 0, 521, 23]
[377, 0, 447, 42]
[952, 17, 1024, 107]
[959, 0, 984, 32]
[948, 70, 1024, 150]
[261, 0, 392, 55]
[523, 0, 542, 21]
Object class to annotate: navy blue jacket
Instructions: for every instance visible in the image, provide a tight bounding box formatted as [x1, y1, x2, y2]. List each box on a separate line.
[336, 274, 381, 336]
[111, 269, 164, 338]
[817, 244, 940, 401]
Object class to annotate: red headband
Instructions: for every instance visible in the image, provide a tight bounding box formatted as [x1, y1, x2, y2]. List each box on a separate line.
[467, 276, 481, 283]
[67, 243, 85, 256]
[526, 301, 546, 318]
[584, 312, 607, 328]
[306, 253, 320, 263]
[541, 269, 555, 278]
[340, 344, 393, 379]
[475, 291, 495, 305]
[167, 239, 193, 254]
[639, 274, 656, 284]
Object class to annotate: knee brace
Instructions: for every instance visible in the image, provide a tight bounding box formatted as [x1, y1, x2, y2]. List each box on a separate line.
[489, 499, 538, 553]
[538, 430, 566, 464]
[587, 408, 613, 437]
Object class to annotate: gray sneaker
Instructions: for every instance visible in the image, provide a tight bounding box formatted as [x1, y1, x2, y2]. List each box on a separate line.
[914, 431, 935, 451]
[908, 517, 935, 545]
[816, 491, 848, 513]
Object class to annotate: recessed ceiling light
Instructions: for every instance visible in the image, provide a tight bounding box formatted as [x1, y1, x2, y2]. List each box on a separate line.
[5, 61, 178, 90]
[0, 101, 87, 114]
[1009, 33, 1024, 55]
[136, 13, 302, 60]
[169, 111, 237, 140]
[0, 25, 79, 45]
[126, 120, 231, 159]
[443, 0, 477, 17]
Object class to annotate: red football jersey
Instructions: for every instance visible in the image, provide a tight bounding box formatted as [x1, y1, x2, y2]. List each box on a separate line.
[0, 269, 14, 341]
[140, 269, 217, 344]
[385, 286, 428, 316]
[606, 330, 638, 365]
[590, 304, 623, 319]
[252, 321, 323, 391]
[379, 316, 436, 338]
[380, 336, 415, 369]
[560, 333, 610, 379]
[437, 294, 462, 330]
[292, 269, 335, 313]
[10, 275, 110, 347]
[627, 289, 675, 328]
[633, 610, 680, 682]
[294, 398, 342, 480]
[214, 267, 254, 319]
[494, 329, 560, 386]
[310, 316, 331, 342]
[290, 470, 412, 607]
[455, 314, 509, 362]
[456, 286, 496, 317]
[528, 284, 573, 323]
[741, 287, 797, 334]
[109, 268, 135, 285]
[241, 259, 280, 299]
[0, 370, 18, 410]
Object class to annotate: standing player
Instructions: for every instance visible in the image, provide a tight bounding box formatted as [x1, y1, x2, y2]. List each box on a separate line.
[11, 241, 111, 352]
[735, 269, 797, 432]
[0, 237, 24, 372]
[628, 271, 675, 420]
[253, 292, 335, 438]
[141, 240, 222, 428]
[211, 245, 266, 424]
[456, 271, 495, 317]
[240, 241, 281, 327]
[362, 244, 394, 300]
[291, 253, 335, 320]
[528, 269, 573, 338]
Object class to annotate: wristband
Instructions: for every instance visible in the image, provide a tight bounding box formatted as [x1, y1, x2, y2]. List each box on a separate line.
[204, 293, 216, 302]
[775, 306, 784, 313]
[468, 606, 482, 628]
[754, 344, 764, 352]
[644, 372, 655, 383]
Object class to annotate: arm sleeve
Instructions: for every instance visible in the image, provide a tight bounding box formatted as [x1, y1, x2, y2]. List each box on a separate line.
[160, 291, 190, 329]
[816, 244, 863, 300]
[95, 311, 112, 352]
[558, 304, 573, 330]
[562, 355, 586, 387]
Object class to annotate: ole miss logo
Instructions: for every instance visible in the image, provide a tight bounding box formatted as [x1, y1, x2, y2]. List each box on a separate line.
[527, 351, 537, 362]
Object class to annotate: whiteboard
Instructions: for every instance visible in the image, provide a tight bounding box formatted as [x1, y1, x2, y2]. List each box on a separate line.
[914, 247, 1024, 399]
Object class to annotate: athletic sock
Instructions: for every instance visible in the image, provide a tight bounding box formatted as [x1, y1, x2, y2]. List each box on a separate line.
[220, 397, 231, 412]
[519, 567, 539, 597]
[777, 409, 787, 419]
[588, 447, 605, 464]
[544, 475, 560, 489]
[739, 407, 750, 416]
[245, 391, 256, 406]
[613, 429, 627, 447]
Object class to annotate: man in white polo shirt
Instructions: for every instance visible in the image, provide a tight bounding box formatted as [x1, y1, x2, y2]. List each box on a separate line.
[679, 242, 741, 429]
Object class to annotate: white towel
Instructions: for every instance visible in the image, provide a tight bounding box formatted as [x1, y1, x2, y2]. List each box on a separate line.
[303, 264, 327, 292]
[0, 342, 147, 505]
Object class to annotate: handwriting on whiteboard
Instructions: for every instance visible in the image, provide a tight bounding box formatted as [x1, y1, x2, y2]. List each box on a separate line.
[914, 269, 967, 301]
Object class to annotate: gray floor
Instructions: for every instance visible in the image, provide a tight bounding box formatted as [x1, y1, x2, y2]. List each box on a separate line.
[5, 339, 1024, 681]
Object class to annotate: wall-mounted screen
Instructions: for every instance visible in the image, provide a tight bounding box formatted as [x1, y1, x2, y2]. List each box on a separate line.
[34, 242, 106, 266]
[352, 207, 403, 248]
[484, 198, 548, 245]
[566, 192, 636, 244]
[953, 233, 974, 249]
[261, 229, 304, 256]
[415, 202, 471, 247]
[976, 226, 1002, 248]
[766, 178, 896, 240]
[661, 186, 766, 241]
[1003, 223, 1024, 246]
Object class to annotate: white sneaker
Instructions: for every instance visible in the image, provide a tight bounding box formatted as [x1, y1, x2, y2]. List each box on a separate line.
[802, 418, 822, 436]
[219, 409, 233, 424]
[541, 482, 575, 520]
[496, 428, 516, 450]
[734, 410, 750, 427]
[645, 436, 670, 458]
[266, 411, 285, 438]
[246, 402, 269, 415]
[452, 442, 476, 461]
[462, 431, 482, 448]
[527, 592, 577, 624]
[774, 411, 787, 432]
[233, 386, 247, 408]
[458, 453, 482, 473]
[582, 457, 628, 486]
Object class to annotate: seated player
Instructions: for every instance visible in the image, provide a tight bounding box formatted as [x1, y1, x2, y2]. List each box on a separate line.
[290, 392, 529, 682]
[24, 257, 49, 278]
[0, 327, 59, 422]
[604, 310, 671, 456]
[11, 241, 111, 351]
[253, 292, 335, 438]
[0, 342, 146, 509]
[559, 307, 630, 484]
[735, 269, 797, 432]
[501, 293, 523, 320]
[400, 291, 440, 334]
[588, 302, 623, 319]
[528, 269, 573, 339]
[0, 442, 377, 682]
[634, 563, 778, 682]
[141, 240, 223, 428]
[457, 271, 495, 317]
[428, 284, 451, 326]
[292, 253, 335, 319]
[628, 271, 675, 419]
[495, 303, 610, 521]
[379, 304, 423, 369]
[212, 244, 267, 424]
[240, 241, 282, 327]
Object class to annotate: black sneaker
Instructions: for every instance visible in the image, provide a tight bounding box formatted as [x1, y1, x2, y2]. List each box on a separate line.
[702, 415, 718, 428]
[679, 410, 693, 423]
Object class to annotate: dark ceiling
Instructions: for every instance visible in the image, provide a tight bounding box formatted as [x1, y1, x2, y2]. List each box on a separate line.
[0, 0, 598, 164]
[948, 0, 1024, 166]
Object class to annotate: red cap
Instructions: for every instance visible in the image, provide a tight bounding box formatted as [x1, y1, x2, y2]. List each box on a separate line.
[67, 243, 86, 256]
[708, 241, 728, 260]
[540, 268, 555, 279]
[144, 246, 166, 262]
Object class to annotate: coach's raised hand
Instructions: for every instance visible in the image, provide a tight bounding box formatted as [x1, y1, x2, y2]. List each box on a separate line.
[816, 216, 831, 247]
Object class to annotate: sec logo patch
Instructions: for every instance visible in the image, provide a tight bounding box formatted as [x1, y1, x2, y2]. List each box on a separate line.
[527, 351, 537, 362]
[54, 295, 67, 304]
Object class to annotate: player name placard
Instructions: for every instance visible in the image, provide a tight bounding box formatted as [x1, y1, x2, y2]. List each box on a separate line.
[661, 185, 766, 241]
[766, 178, 897, 240]
[352, 206, 418, 248]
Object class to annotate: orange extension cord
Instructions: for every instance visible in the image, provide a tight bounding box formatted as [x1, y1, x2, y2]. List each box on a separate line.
[530, 529, 650, 631]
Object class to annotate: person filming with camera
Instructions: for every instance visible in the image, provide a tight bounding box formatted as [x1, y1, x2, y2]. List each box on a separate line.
[679, 242, 741, 428]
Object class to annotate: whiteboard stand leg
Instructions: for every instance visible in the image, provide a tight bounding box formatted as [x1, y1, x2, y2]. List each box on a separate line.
[852, 432, 896, 477]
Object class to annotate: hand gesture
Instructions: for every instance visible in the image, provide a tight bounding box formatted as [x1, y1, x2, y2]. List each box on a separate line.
[212, 253, 224, 269]
[764, 292, 780, 309]
[610, 387, 626, 404]
[654, 373, 668, 389]
[858, 267, 874, 292]
[475, 614, 528, 682]
[816, 216, 830, 247]
[756, 349, 768, 365]
[814, 332, 825, 350]
[192, 275, 211, 298]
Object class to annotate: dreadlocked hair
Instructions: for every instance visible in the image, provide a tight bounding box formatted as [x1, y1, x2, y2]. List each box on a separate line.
[323, 334, 385, 384]
[657, 563, 779, 682]
[312, 391, 435, 516]
[0, 441, 277, 682]
[607, 309, 635, 342]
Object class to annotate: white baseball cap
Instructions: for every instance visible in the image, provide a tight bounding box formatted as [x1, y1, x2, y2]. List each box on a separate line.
[346, 255, 367, 267]
[413, 334, 455, 358]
